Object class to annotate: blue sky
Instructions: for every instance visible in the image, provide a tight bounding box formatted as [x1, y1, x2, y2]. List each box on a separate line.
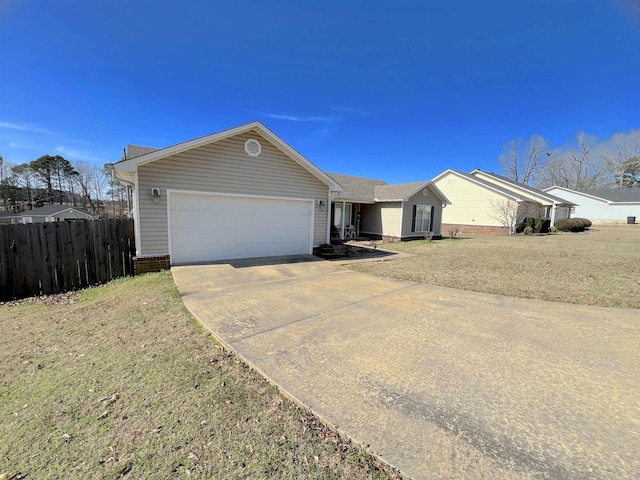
[1, 0, 639, 183]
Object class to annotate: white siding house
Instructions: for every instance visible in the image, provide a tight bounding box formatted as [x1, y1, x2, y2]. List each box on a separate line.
[544, 187, 640, 224]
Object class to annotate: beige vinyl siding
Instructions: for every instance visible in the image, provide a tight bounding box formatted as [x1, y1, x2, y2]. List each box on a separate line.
[473, 172, 553, 206]
[137, 131, 328, 256]
[434, 173, 510, 227]
[359, 202, 402, 237]
[401, 188, 443, 236]
[380, 203, 403, 237]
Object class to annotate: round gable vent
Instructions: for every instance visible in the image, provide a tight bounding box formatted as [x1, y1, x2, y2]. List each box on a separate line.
[422, 188, 429, 196]
[244, 138, 262, 157]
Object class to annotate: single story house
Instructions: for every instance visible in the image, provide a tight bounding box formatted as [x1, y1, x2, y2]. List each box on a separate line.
[0, 205, 96, 224]
[112, 122, 342, 270]
[543, 186, 640, 224]
[432, 169, 576, 234]
[328, 173, 450, 241]
[0, 211, 19, 225]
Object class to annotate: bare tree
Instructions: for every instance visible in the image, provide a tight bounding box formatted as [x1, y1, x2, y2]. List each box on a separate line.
[489, 198, 541, 234]
[12, 163, 38, 210]
[601, 129, 640, 187]
[73, 161, 101, 213]
[537, 132, 610, 190]
[499, 135, 550, 185]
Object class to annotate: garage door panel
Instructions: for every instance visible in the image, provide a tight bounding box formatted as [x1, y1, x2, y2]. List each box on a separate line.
[169, 193, 313, 264]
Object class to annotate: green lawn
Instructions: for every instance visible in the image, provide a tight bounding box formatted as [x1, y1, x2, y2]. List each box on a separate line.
[0, 273, 399, 480]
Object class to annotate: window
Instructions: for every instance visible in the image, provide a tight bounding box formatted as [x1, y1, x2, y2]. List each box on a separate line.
[412, 205, 432, 232]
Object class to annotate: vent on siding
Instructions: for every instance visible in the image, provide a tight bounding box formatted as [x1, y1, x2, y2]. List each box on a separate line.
[244, 138, 262, 157]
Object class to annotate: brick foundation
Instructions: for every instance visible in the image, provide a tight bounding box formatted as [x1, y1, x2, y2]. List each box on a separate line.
[133, 255, 171, 275]
[442, 223, 509, 235]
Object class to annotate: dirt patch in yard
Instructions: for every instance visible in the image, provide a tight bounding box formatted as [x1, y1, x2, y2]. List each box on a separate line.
[348, 225, 640, 308]
[0, 273, 400, 480]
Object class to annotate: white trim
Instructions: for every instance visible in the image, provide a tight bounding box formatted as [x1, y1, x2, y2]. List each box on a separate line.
[166, 189, 315, 264]
[133, 253, 170, 258]
[244, 138, 262, 157]
[133, 172, 142, 256]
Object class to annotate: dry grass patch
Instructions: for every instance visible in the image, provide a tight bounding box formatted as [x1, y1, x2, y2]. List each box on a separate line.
[350, 225, 640, 308]
[0, 273, 399, 480]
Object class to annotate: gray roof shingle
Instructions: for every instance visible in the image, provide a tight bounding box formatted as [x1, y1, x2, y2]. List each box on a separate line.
[374, 181, 431, 201]
[328, 173, 387, 202]
[581, 188, 640, 203]
[127, 144, 159, 159]
[20, 205, 93, 217]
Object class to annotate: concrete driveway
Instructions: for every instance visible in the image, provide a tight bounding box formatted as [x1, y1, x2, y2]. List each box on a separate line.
[172, 256, 640, 480]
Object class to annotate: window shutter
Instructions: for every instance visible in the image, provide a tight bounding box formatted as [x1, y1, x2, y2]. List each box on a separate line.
[430, 206, 435, 231]
[411, 205, 417, 232]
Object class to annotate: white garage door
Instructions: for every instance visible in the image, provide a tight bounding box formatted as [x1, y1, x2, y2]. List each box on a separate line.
[169, 192, 313, 264]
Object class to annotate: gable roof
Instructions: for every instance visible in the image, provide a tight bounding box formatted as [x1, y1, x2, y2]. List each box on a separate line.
[471, 169, 576, 206]
[113, 121, 341, 191]
[327, 173, 387, 203]
[0, 211, 17, 218]
[375, 181, 450, 204]
[432, 169, 532, 202]
[545, 185, 640, 204]
[329, 173, 450, 204]
[20, 205, 94, 217]
[581, 188, 640, 203]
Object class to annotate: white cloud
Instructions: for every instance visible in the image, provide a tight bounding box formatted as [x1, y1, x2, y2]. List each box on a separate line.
[330, 105, 368, 116]
[0, 121, 55, 135]
[56, 146, 106, 163]
[249, 111, 338, 123]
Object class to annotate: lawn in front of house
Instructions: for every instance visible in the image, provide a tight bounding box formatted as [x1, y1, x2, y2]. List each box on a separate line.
[348, 225, 640, 308]
[0, 273, 399, 480]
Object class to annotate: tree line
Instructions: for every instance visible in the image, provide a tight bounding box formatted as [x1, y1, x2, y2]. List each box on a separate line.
[0, 154, 128, 217]
[499, 129, 640, 189]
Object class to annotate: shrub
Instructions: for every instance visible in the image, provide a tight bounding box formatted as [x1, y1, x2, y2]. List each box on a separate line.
[523, 226, 534, 235]
[550, 226, 558, 233]
[533, 218, 551, 234]
[573, 218, 592, 228]
[555, 218, 586, 232]
[521, 217, 551, 234]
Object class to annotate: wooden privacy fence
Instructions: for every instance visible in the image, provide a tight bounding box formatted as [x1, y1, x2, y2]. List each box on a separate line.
[0, 219, 136, 301]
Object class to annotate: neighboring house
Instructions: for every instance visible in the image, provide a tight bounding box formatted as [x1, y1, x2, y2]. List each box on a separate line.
[432, 169, 576, 234]
[543, 186, 640, 224]
[0, 211, 19, 225]
[0, 205, 96, 224]
[328, 173, 451, 241]
[112, 122, 342, 269]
